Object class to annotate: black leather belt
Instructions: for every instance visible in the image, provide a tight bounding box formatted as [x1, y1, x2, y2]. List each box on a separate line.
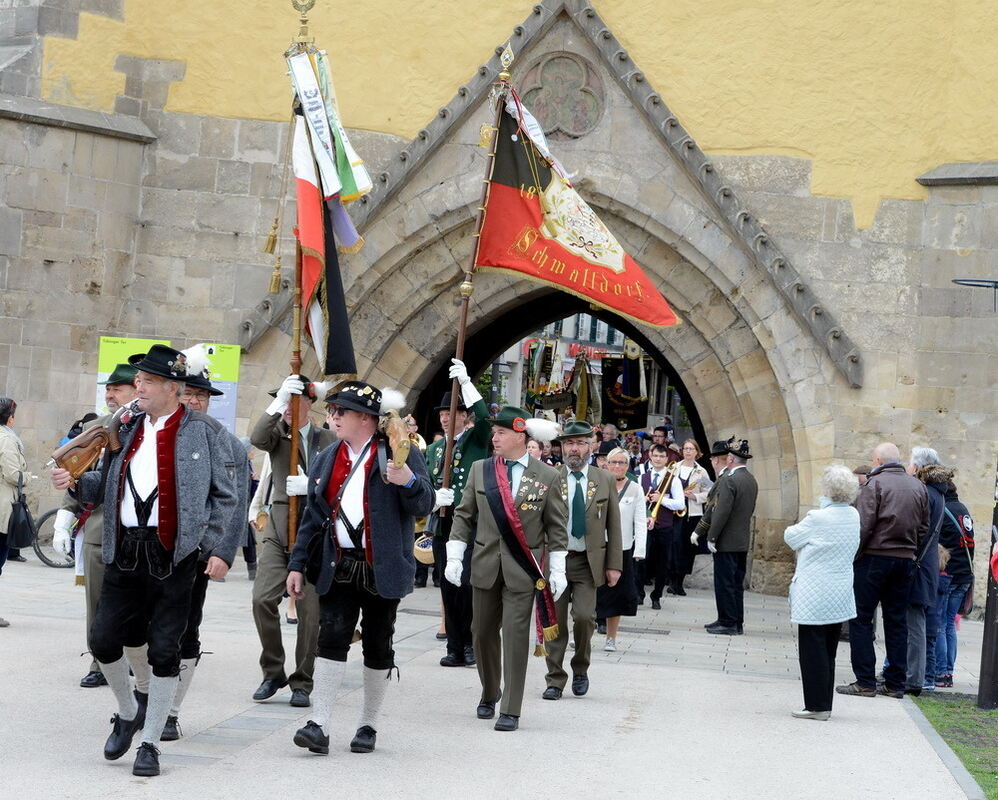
[338, 547, 365, 559]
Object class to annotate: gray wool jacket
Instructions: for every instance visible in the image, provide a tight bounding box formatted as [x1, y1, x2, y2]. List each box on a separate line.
[78, 406, 238, 566]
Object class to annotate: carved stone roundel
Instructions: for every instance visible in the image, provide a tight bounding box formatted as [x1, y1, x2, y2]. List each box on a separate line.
[521, 52, 605, 141]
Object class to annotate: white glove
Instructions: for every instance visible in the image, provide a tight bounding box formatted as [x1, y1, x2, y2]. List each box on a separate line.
[448, 358, 471, 386]
[433, 487, 455, 512]
[707, 541, 717, 554]
[548, 550, 567, 601]
[266, 374, 305, 415]
[53, 509, 76, 557]
[444, 540, 467, 586]
[286, 466, 308, 497]
[690, 531, 699, 546]
[450, 359, 484, 408]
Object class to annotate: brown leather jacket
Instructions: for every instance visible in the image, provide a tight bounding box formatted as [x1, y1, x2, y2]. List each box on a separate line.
[856, 464, 928, 559]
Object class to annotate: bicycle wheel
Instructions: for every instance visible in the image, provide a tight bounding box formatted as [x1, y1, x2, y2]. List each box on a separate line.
[32, 508, 75, 568]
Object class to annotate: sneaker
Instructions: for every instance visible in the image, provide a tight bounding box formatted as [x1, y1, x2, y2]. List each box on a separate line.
[604, 638, 616, 652]
[877, 685, 904, 699]
[835, 682, 876, 698]
[921, 683, 936, 692]
[791, 709, 830, 721]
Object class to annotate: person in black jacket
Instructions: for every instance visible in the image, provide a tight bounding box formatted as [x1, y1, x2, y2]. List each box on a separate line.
[934, 481, 975, 687]
[286, 382, 434, 756]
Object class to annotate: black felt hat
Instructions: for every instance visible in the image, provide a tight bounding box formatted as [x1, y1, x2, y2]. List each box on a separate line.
[709, 437, 735, 457]
[185, 371, 223, 397]
[727, 438, 753, 459]
[128, 345, 194, 381]
[323, 381, 383, 416]
[434, 391, 467, 412]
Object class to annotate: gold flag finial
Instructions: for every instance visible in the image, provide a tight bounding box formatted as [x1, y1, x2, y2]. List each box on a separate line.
[498, 42, 514, 81]
[292, 0, 315, 44]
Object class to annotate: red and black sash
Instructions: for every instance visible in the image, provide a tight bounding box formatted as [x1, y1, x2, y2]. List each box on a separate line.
[482, 456, 559, 652]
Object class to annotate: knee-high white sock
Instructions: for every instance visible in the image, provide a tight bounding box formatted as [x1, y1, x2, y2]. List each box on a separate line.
[99, 656, 139, 720]
[124, 645, 151, 694]
[141, 674, 179, 746]
[357, 667, 391, 731]
[310, 657, 347, 733]
[170, 658, 198, 717]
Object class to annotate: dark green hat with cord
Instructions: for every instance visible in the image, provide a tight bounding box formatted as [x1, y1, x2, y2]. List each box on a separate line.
[557, 421, 596, 441]
[98, 363, 138, 386]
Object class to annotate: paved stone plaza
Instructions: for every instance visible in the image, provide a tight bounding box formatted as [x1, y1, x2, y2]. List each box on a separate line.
[0, 557, 983, 799]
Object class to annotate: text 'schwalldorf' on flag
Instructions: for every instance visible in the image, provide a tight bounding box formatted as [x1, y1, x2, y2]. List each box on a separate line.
[475, 92, 678, 328]
[288, 50, 372, 375]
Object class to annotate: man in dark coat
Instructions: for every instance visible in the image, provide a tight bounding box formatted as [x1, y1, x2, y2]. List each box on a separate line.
[698, 439, 758, 635]
[837, 442, 928, 698]
[287, 382, 434, 756]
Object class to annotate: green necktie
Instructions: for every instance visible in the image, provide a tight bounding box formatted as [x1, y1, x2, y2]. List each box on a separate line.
[506, 458, 516, 488]
[570, 471, 586, 539]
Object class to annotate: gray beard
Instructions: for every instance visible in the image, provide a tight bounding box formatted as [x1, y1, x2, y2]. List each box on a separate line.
[566, 454, 586, 470]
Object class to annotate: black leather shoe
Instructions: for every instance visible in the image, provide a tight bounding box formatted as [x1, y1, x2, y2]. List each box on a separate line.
[704, 620, 721, 629]
[666, 586, 676, 595]
[134, 690, 148, 730]
[80, 670, 107, 688]
[706, 624, 740, 635]
[293, 721, 329, 754]
[289, 688, 311, 707]
[104, 714, 141, 761]
[132, 742, 160, 777]
[252, 677, 288, 701]
[542, 686, 563, 700]
[596, 622, 607, 635]
[7, 554, 26, 563]
[160, 715, 182, 741]
[477, 694, 500, 719]
[350, 725, 377, 753]
[494, 713, 519, 731]
[651, 599, 662, 610]
[674, 585, 687, 596]
[440, 652, 466, 667]
[572, 674, 590, 696]
[414, 578, 427, 588]
[463, 646, 476, 666]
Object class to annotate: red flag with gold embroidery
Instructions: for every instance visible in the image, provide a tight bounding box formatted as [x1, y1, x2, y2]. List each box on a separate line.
[474, 94, 678, 328]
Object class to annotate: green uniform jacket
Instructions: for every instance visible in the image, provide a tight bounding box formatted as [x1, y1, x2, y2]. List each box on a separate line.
[424, 398, 491, 511]
[558, 464, 624, 586]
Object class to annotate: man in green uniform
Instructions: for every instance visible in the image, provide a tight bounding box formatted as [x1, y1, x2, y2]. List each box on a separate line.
[52, 363, 138, 689]
[424, 358, 492, 667]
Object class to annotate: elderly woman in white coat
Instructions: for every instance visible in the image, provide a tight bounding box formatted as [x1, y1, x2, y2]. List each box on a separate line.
[0, 397, 27, 627]
[784, 464, 860, 720]
[596, 448, 647, 652]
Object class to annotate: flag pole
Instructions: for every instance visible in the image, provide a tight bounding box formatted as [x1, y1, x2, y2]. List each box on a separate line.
[440, 44, 515, 508]
[285, 0, 315, 550]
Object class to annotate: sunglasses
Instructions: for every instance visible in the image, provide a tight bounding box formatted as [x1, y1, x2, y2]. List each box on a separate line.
[328, 407, 350, 418]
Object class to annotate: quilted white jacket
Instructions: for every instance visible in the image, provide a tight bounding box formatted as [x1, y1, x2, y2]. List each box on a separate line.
[784, 500, 860, 625]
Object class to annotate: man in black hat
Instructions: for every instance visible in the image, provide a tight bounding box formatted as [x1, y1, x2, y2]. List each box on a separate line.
[543, 421, 622, 700]
[50, 344, 238, 777]
[53, 362, 138, 689]
[250, 373, 336, 708]
[695, 439, 758, 635]
[423, 358, 492, 667]
[288, 381, 434, 756]
[446, 406, 567, 731]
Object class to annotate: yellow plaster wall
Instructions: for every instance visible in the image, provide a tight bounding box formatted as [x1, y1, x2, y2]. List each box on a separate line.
[41, 0, 998, 228]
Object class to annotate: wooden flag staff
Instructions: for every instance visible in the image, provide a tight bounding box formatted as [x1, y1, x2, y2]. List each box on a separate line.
[440, 44, 515, 507]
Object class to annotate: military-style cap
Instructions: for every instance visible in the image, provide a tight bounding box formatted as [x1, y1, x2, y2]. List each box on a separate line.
[557, 421, 596, 441]
[99, 363, 138, 386]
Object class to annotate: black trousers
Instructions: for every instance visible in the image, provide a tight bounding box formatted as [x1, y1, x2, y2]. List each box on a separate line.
[316, 557, 399, 669]
[797, 623, 841, 712]
[647, 528, 671, 601]
[712, 551, 747, 626]
[849, 554, 911, 690]
[433, 517, 473, 655]
[89, 545, 198, 678]
[180, 564, 210, 660]
[242, 523, 257, 566]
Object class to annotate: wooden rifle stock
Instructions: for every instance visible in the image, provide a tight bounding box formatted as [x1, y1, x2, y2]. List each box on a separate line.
[49, 404, 129, 479]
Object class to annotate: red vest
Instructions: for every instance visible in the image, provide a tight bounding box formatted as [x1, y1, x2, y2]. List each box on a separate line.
[324, 440, 377, 564]
[118, 406, 182, 551]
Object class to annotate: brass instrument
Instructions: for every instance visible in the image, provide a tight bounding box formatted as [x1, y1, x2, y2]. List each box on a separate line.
[648, 462, 686, 522]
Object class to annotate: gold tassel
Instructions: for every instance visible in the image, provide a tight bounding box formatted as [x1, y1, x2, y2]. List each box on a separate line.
[533, 643, 548, 657]
[543, 624, 560, 642]
[268, 256, 283, 294]
[263, 219, 279, 254]
[75, 575, 85, 586]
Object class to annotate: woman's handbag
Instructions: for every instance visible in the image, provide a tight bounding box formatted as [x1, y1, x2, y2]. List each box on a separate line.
[6, 473, 36, 549]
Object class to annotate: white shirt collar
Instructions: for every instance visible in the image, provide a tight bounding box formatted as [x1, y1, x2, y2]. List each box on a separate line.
[506, 451, 530, 468]
[346, 435, 375, 460]
[567, 463, 589, 478]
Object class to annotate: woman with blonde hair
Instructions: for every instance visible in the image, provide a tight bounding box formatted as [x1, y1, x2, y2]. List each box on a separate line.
[784, 464, 860, 720]
[666, 439, 712, 596]
[595, 447, 646, 652]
